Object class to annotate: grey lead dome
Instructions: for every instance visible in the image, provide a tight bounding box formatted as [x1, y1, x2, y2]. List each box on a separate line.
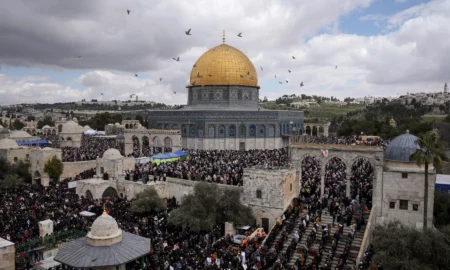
[384, 131, 420, 162]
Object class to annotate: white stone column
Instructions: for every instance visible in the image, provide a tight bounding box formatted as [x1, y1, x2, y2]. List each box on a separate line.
[38, 220, 54, 237]
[320, 175, 325, 198]
[346, 167, 351, 197]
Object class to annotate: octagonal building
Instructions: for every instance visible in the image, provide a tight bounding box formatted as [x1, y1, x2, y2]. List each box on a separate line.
[147, 39, 304, 150]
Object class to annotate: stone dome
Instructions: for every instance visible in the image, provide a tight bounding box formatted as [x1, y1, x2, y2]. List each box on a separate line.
[0, 138, 19, 149]
[189, 44, 258, 88]
[62, 121, 80, 133]
[384, 131, 420, 162]
[9, 130, 32, 138]
[42, 125, 51, 129]
[102, 148, 123, 160]
[114, 122, 121, 126]
[86, 212, 122, 246]
[0, 128, 10, 134]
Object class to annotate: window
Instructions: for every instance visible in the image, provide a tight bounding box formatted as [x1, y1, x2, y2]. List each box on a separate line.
[401, 172, 408, 178]
[101, 167, 104, 174]
[413, 204, 419, 211]
[14, 157, 18, 162]
[290, 183, 293, 191]
[256, 190, 262, 199]
[400, 200, 408, 210]
[389, 201, 396, 209]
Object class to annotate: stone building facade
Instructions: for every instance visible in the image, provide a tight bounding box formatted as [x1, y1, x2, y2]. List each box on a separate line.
[0, 238, 15, 270]
[0, 138, 30, 164]
[30, 148, 62, 186]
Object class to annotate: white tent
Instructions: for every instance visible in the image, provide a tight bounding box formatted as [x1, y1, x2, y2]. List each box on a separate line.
[84, 130, 98, 135]
[436, 174, 450, 192]
[79, 211, 96, 217]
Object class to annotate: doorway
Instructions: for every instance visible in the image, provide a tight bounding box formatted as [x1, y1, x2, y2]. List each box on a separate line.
[262, 218, 269, 234]
[239, 142, 245, 150]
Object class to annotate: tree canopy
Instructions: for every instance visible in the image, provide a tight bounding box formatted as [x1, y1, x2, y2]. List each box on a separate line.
[78, 112, 122, 131]
[131, 187, 166, 214]
[1, 174, 24, 190]
[37, 116, 55, 129]
[44, 156, 64, 181]
[372, 221, 450, 270]
[168, 183, 254, 232]
[12, 119, 25, 130]
[0, 157, 31, 183]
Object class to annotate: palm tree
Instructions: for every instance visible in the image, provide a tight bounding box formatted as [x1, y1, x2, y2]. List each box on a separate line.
[410, 131, 448, 228]
[1, 174, 24, 191]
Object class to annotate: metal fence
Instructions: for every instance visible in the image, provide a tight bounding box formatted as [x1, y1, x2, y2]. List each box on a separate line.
[15, 229, 85, 254]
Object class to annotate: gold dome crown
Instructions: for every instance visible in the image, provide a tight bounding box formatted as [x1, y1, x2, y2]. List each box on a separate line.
[189, 44, 259, 88]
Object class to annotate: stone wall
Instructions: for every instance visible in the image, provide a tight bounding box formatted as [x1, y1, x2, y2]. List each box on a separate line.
[31, 148, 62, 186]
[1, 148, 30, 164]
[380, 163, 435, 229]
[356, 206, 377, 266]
[165, 178, 241, 202]
[61, 160, 96, 180]
[0, 238, 15, 270]
[183, 137, 284, 150]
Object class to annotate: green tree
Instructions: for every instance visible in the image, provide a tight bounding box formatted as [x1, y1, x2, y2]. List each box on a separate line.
[78, 112, 122, 131]
[11, 161, 31, 183]
[44, 156, 64, 181]
[1, 174, 24, 190]
[168, 183, 254, 232]
[131, 187, 166, 214]
[27, 115, 36, 121]
[12, 119, 25, 130]
[135, 115, 144, 126]
[434, 191, 450, 227]
[410, 131, 449, 228]
[0, 157, 11, 180]
[37, 116, 55, 129]
[372, 221, 450, 269]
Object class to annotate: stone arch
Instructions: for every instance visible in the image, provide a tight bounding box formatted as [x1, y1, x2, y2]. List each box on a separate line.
[132, 135, 140, 157]
[142, 136, 150, 156]
[171, 124, 179, 130]
[249, 124, 256, 137]
[259, 125, 266, 137]
[153, 136, 161, 154]
[301, 155, 321, 198]
[189, 124, 195, 137]
[85, 190, 93, 200]
[208, 124, 215, 138]
[197, 124, 204, 138]
[58, 124, 63, 133]
[312, 126, 318, 136]
[125, 124, 130, 129]
[32, 130, 37, 136]
[350, 157, 375, 209]
[239, 125, 246, 138]
[324, 156, 347, 200]
[182, 124, 187, 136]
[153, 136, 160, 147]
[67, 137, 72, 141]
[229, 124, 236, 137]
[51, 129, 56, 135]
[102, 187, 118, 198]
[218, 125, 226, 138]
[305, 126, 311, 135]
[164, 124, 170, 129]
[164, 137, 172, 148]
[150, 123, 156, 129]
[269, 124, 275, 137]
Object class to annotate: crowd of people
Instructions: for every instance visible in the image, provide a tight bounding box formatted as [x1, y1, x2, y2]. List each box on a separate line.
[61, 135, 123, 162]
[299, 135, 389, 148]
[40, 134, 61, 148]
[125, 148, 290, 186]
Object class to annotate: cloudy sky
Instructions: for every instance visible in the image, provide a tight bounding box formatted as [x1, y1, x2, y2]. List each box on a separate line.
[0, 0, 448, 105]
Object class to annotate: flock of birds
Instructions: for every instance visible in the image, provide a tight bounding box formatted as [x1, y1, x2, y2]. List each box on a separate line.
[74, 9, 339, 98]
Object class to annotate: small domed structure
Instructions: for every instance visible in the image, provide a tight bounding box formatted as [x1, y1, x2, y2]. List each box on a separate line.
[102, 148, 123, 160]
[86, 211, 122, 246]
[114, 122, 121, 127]
[62, 121, 81, 133]
[384, 131, 420, 162]
[0, 138, 19, 149]
[42, 125, 51, 129]
[9, 130, 32, 139]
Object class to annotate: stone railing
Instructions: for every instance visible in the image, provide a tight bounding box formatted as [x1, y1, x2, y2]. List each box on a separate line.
[356, 205, 377, 266]
[124, 129, 181, 135]
[291, 143, 382, 150]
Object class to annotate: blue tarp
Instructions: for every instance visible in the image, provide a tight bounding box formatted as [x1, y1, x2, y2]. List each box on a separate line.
[174, 150, 189, 157]
[16, 139, 49, 147]
[436, 174, 450, 192]
[152, 153, 180, 159]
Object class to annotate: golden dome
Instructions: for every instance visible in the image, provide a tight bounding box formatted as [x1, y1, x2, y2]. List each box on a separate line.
[189, 44, 258, 88]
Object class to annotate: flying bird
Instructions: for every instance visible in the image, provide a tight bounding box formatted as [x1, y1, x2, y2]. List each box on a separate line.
[285, 80, 288, 83]
[130, 94, 135, 98]
[288, 70, 291, 73]
[185, 29, 192, 35]
[127, 10, 131, 15]
[278, 81, 282, 84]
[292, 56, 296, 59]
[300, 82, 304, 87]
[101, 93, 104, 95]
[135, 74, 138, 77]
[335, 66, 338, 69]
[173, 57, 180, 61]
[260, 66, 263, 71]
[159, 78, 162, 81]
[274, 75, 277, 78]
[173, 91, 176, 94]
[237, 33, 242, 37]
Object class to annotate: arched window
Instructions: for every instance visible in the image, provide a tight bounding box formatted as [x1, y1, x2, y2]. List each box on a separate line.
[208, 125, 215, 138]
[181, 125, 187, 136]
[239, 125, 246, 138]
[157, 123, 162, 129]
[269, 125, 275, 137]
[172, 124, 179, 130]
[259, 125, 266, 137]
[249, 125, 256, 137]
[197, 124, 204, 138]
[189, 124, 195, 137]
[164, 124, 170, 129]
[256, 190, 262, 199]
[219, 125, 225, 138]
[229, 125, 236, 137]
